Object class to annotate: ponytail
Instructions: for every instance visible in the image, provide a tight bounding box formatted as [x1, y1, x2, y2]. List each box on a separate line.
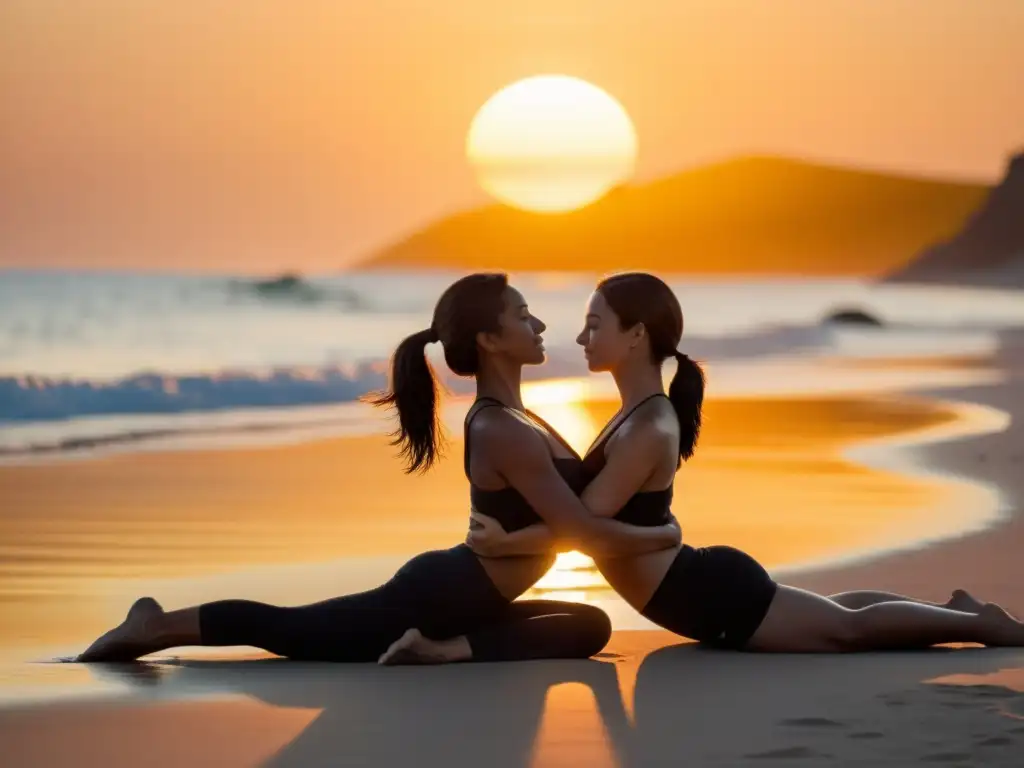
[668, 351, 705, 463]
[364, 327, 443, 473]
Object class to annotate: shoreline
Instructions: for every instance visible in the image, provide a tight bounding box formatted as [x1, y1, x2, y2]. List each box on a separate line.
[768, 391, 1010, 579]
[0, 351, 1004, 465]
[784, 330, 1024, 611]
[0, 370, 1012, 664]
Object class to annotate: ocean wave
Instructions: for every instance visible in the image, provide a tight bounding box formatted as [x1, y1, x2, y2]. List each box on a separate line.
[0, 411, 394, 460]
[0, 324, 830, 425]
[0, 357, 586, 427]
[0, 363, 389, 423]
[0, 322, 1000, 460]
[0, 417, 336, 458]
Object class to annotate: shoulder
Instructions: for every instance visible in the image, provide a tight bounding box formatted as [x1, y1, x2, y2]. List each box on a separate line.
[468, 406, 547, 456]
[608, 399, 678, 456]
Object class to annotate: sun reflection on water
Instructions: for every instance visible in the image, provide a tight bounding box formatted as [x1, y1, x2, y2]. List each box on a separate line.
[522, 378, 598, 456]
[521, 379, 611, 595]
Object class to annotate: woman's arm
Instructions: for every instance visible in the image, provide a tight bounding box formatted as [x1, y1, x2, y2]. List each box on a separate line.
[468, 514, 680, 558]
[471, 411, 679, 558]
[580, 419, 677, 517]
[467, 514, 562, 557]
[467, 414, 682, 558]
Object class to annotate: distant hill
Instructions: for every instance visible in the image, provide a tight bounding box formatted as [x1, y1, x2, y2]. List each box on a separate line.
[886, 151, 1024, 286]
[360, 156, 989, 276]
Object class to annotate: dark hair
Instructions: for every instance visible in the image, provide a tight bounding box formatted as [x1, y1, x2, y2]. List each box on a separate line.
[364, 272, 509, 473]
[596, 272, 705, 463]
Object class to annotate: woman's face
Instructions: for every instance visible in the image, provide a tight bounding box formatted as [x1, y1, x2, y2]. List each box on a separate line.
[482, 286, 547, 366]
[576, 290, 636, 373]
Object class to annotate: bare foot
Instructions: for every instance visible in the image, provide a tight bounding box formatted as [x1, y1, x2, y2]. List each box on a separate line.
[946, 589, 985, 614]
[77, 597, 165, 662]
[378, 629, 470, 666]
[979, 603, 1024, 647]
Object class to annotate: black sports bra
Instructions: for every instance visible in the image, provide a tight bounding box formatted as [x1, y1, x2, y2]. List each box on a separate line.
[465, 397, 589, 532]
[579, 393, 674, 527]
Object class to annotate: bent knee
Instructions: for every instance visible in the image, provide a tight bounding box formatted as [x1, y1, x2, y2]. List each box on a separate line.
[577, 606, 613, 656]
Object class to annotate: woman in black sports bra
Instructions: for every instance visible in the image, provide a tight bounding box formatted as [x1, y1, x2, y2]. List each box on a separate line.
[76, 273, 681, 664]
[471, 272, 1024, 652]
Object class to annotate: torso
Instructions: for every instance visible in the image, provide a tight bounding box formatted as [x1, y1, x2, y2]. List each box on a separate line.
[466, 393, 682, 608]
[576, 397, 777, 648]
[596, 547, 680, 612]
[465, 397, 589, 600]
[580, 394, 681, 611]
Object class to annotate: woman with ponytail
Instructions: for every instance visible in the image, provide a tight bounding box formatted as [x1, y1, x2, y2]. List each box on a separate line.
[471, 272, 1024, 652]
[77, 273, 683, 664]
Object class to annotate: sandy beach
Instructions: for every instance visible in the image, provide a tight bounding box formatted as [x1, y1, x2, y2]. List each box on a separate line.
[2, 343, 1024, 766]
[4, 634, 1024, 766]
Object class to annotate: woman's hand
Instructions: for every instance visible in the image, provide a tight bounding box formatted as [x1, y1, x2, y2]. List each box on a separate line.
[465, 511, 509, 556]
[592, 515, 682, 559]
[467, 514, 559, 557]
[665, 515, 682, 546]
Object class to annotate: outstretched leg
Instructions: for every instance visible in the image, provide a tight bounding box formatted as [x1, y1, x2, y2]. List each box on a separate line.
[828, 589, 986, 613]
[78, 550, 613, 664]
[78, 580, 419, 663]
[379, 600, 612, 665]
[746, 584, 1024, 653]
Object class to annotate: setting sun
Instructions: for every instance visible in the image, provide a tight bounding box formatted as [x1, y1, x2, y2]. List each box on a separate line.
[466, 75, 638, 213]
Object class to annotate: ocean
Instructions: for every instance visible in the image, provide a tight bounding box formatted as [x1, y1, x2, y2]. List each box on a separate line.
[3, 268, 1024, 458]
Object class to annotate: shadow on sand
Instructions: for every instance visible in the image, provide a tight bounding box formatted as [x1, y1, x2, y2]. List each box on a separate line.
[89, 653, 630, 767]
[89, 642, 1024, 766]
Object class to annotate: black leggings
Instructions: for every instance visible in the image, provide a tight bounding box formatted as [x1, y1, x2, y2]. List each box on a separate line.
[199, 545, 611, 662]
[642, 544, 778, 649]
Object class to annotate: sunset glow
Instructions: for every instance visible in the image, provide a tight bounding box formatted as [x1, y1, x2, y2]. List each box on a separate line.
[467, 76, 638, 213]
[521, 379, 604, 588]
[533, 552, 606, 593]
[522, 379, 599, 456]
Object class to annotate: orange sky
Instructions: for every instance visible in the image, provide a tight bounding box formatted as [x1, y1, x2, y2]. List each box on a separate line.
[1, 0, 1021, 273]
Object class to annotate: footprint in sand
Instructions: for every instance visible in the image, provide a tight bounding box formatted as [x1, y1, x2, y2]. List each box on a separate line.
[779, 717, 844, 728]
[919, 753, 973, 763]
[968, 686, 1017, 699]
[744, 746, 830, 760]
[975, 735, 1014, 746]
